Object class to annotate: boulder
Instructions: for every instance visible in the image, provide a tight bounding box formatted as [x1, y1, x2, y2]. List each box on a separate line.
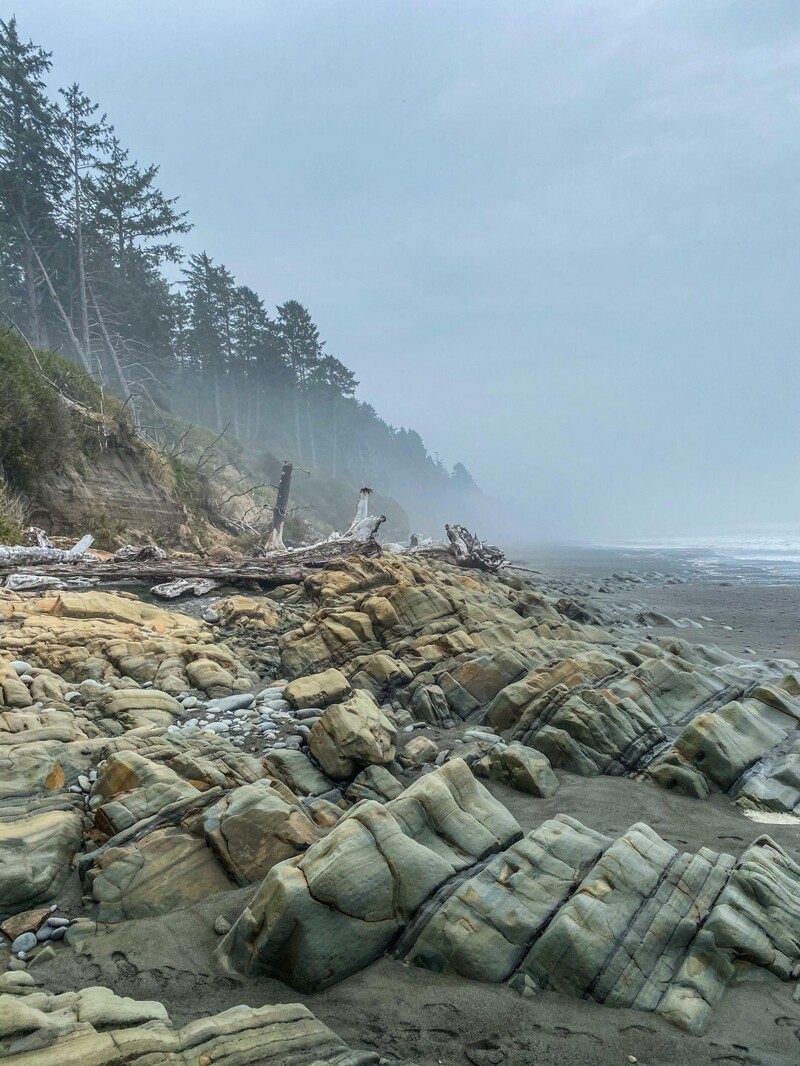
[49, 590, 187, 631]
[473, 741, 559, 797]
[200, 779, 322, 884]
[400, 734, 438, 767]
[284, 668, 351, 710]
[309, 691, 397, 779]
[216, 594, 280, 629]
[101, 688, 183, 730]
[218, 759, 520, 990]
[659, 700, 788, 792]
[263, 749, 335, 797]
[345, 765, 404, 804]
[84, 826, 232, 922]
[185, 658, 237, 697]
[0, 803, 83, 917]
[92, 751, 201, 835]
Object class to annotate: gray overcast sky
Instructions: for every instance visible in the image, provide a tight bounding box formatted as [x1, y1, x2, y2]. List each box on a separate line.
[15, 1, 800, 539]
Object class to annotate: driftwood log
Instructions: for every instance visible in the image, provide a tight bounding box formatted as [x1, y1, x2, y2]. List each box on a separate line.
[0, 534, 94, 567]
[150, 578, 223, 599]
[0, 537, 383, 592]
[409, 524, 508, 573]
[444, 524, 506, 571]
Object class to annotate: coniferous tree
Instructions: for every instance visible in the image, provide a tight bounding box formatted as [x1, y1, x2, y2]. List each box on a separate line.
[86, 137, 189, 269]
[58, 82, 110, 373]
[0, 17, 486, 533]
[311, 354, 357, 477]
[276, 299, 324, 465]
[182, 252, 236, 430]
[0, 17, 65, 347]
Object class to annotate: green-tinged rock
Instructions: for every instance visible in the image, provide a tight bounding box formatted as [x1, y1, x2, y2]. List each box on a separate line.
[473, 741, 559, 797]
[345, 765, 404, 804]
[84, 826, 232, 922]
[199, 779, 321, 884]
[308, 690, 397, 779]
[0, 805, 82, 918]
[263, 749, 335, 797]
[284, 668, 351, 710]
[92, 750, 201, 835]
[400, 735, 438, 767]
[218, 759, 520, 990]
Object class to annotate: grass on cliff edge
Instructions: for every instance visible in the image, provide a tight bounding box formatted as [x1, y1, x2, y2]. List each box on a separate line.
[0, 328, 134, 542]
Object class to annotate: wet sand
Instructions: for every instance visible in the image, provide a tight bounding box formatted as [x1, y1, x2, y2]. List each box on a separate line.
[41, 769, 800, 1066]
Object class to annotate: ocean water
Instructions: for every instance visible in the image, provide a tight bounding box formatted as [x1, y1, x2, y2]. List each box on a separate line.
[511, 528, 800, 587]
[598, 527, 800, 586]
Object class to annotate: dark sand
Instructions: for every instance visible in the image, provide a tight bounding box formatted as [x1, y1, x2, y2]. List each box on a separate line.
[608, 579, 800, 666]
[39, 548, 800, 1065]
[41, 771, 800, 1066]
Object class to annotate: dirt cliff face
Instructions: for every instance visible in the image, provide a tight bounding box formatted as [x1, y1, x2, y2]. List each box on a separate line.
[30, 441, 194, 547]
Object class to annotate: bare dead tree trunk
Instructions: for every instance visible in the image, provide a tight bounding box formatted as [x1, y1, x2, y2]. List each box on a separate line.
[340, 487, 386, 541]
[262, 461, 293, 552]
[26, 236, 91, 373]
[89, 286, 138, 427]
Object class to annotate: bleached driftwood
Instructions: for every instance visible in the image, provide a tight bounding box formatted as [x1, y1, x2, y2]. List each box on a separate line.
[114, 544, 167, 562]
[24, 527, 54, 549]
[0, 534, 94, 567]
[406, 524, 507, 573]
[444, 524, 506, 571]
[4, 573, 67, 592]
[150, 577, 222, 599]
[336, 487, 386, 541]
[0, 537, 383, 591]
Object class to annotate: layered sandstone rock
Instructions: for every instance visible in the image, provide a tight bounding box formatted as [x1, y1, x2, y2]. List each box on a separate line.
[218, 760, 521, 989]
[308, 691, 397, 779]
[0, 975, 389, 1064]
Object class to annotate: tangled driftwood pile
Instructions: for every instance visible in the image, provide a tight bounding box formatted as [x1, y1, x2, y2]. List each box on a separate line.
[0, 487, 508, 596]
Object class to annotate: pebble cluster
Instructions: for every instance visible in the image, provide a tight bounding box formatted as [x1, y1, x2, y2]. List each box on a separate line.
[1, 904, 76, 970]
[166, 684, 320, 757]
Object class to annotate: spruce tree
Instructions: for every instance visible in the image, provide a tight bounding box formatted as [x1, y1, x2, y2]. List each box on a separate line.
[86, 137, 190, 269]
[58, 83, 111, 372]
[276, 300, 324, 465]
[0, 17, 65, 347]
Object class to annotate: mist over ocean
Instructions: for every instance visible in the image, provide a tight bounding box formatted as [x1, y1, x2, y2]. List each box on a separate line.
[511, 526, 800, 587]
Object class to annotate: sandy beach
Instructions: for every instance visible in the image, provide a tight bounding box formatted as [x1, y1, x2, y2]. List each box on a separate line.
[37, 769, 800, 1066]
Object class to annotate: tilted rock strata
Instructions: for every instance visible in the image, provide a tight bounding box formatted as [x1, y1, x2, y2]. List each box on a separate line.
[3, 554, 800, 1038]
[0, 974, 390, 1064]
[423, 818, 800, 1033]
[221, 792, 800, 1032]
[217, 759, 521, 989]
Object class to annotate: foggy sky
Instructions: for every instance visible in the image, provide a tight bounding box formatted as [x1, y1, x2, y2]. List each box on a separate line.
[16, 1, 800, 540]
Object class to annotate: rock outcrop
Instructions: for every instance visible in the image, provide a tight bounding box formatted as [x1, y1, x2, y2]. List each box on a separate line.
[0, 973, 392, 1063]
[218, 759, 521, 989]
[3, 551, 800, 1043]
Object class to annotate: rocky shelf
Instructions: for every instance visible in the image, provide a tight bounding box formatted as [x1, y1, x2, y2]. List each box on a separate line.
[1, 551, 800, 1063]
